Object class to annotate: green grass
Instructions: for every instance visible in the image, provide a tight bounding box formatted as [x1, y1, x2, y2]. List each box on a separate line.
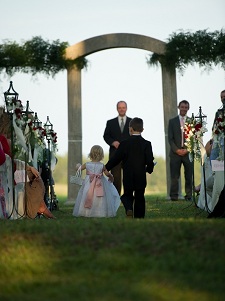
[0, 195, 224, 301]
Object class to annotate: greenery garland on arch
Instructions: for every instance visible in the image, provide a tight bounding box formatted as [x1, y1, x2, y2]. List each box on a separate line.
[1, 31, 224, 76]
[0, 36, 88, 77]
[147, 29, 225, 73]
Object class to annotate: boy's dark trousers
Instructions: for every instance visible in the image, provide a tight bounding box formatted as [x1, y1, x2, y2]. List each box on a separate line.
[121, 187, 145, 218]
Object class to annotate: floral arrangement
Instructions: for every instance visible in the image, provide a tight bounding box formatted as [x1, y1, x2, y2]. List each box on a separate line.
[4, 98, 58, 157]
[12, 108, 46, 149]
[49, 130, 58, 153]
[29, 123, 47, 149]
[32, 125, 46, 144]
[212, 110, 225, 161]
[5, 97, 23, 117]
[45, 129, 58, 153]
[183, 117, 208, 161]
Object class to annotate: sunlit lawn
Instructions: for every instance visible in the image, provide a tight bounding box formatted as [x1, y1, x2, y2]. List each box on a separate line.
[0, 194, 224, 301]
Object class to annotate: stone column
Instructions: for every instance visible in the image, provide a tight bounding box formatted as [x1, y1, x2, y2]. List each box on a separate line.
[161, 64, 178, 198]
[66, 66, 82, 204]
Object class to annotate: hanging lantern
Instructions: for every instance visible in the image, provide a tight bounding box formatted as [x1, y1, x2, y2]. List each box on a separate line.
[4, 81, 19, 113]
[44, 116, 53, 140]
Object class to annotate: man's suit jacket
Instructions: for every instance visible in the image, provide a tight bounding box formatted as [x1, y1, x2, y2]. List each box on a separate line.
[168, 116, 182, 156]
[103, 116, 132, 158]
[105, 135, 154, 189]
[212, 107, 223, 130]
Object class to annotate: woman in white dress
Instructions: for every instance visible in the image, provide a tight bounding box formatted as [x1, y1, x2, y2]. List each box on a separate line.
[197, 139, 225, 214]
[197, 140, 214, 211]
[73, 145, 121, 217]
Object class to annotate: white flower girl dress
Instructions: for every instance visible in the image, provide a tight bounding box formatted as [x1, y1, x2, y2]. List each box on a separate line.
[73, 162, 121, 217]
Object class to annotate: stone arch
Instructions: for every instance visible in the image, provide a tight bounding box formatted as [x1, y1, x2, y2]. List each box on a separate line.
[64, 33, 177, 203]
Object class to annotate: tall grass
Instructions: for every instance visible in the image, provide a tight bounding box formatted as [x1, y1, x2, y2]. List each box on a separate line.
[0, 194, 224, 301]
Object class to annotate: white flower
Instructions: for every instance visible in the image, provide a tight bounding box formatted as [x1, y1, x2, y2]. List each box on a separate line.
[184, 118, 207, 162]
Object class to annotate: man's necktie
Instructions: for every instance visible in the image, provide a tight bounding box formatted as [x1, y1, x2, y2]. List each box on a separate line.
[120, 118, 124, 132]
[180, 117, 185, 127]
[180, 117, 185, 147]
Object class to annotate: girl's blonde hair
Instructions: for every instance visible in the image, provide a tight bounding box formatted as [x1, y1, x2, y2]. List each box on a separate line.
[88, 145, 104, 161]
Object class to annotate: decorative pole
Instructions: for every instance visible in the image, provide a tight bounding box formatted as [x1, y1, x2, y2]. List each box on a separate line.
[22, 101, 34, 218]
[43, 116, 58, 212]
[194, 106, 208, 211]
[191, 113, 196, 205]
[4, 81, 19, 218]
[33, 112, 43, 171]
[43, 116, 53, 209]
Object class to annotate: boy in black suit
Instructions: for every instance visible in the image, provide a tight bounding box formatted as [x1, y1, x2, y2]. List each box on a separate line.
[105, 117, 154, 218]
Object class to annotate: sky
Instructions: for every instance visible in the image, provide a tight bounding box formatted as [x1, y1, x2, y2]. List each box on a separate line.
[0, 0, 224, 158]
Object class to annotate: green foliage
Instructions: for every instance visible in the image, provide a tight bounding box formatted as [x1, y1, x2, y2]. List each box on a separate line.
[0, 36, 88, 76]
[1, 30, 224, 77]
[148, 29, 225, 73]
[147, 156, 166, 192]
[53, 154, 68, 184]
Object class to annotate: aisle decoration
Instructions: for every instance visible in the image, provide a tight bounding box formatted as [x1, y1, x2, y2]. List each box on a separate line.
[3, 81, 59, 216]
[44, 116, 58, 153]
[183, 117, 208, 162]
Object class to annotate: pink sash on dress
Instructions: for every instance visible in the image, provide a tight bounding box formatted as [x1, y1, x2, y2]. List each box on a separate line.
[84, 171, 104, 208]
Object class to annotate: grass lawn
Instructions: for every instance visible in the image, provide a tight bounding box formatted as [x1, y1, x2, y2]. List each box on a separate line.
[0, 194, 224, 301]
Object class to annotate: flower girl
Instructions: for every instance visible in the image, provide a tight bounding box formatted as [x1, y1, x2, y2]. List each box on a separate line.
[72, 145, 121, 217]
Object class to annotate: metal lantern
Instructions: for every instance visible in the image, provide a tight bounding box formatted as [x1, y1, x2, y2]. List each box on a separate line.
[21, 101, 34, 132]
[23, 100, 34, 116]
[195, 106, 207, 125]
[4, 81, 19, 113]
[44, 116, 53, 140]
[33, 112, 42, 128]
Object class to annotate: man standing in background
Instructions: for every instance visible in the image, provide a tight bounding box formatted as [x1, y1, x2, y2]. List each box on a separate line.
[168, 100, 193, 201]
[103, 101, 132, 195]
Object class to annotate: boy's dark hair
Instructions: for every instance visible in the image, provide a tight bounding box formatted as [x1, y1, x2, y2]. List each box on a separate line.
[129, 117, 143, 132]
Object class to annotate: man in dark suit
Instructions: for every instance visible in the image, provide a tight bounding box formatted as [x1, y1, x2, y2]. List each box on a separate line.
[103, 101, 132, 195]
[105, 117, 154, 218]
[168, 100, 193, 201]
